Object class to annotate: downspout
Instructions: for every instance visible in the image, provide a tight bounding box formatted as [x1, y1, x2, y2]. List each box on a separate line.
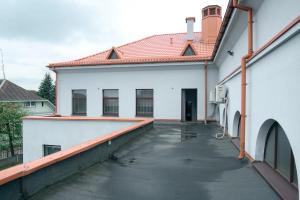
[204, 60, 208, 124]
[54, 69, 58, 115]
[232, 0, 253, 159]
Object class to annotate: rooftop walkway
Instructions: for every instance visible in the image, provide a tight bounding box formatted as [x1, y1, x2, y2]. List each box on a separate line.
[30, 123, 279, 200]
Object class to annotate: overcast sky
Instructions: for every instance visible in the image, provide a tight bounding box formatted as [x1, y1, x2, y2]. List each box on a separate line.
[0, 0, 228, 90]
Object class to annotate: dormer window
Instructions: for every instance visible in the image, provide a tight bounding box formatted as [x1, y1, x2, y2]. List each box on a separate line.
[107, 49, 119, 59]
[182, 44, 196, 56]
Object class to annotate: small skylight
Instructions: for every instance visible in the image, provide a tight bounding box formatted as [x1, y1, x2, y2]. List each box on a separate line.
[182, 45, 196, 56]
[107, 49, 119, 59]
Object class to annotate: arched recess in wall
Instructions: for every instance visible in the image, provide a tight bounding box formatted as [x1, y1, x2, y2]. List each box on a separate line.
[232, 111, 241, 137]
[256, 119, 298, 187]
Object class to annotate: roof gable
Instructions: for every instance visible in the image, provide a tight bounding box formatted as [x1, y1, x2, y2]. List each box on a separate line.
[0, 80, 46, 102]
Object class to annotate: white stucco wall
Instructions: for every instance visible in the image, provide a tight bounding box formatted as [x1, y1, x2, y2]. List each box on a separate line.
[23, 101, 54, 116]
[215, 0, 300, 190]
[23, 119, 135, 162]
[56, 63, 218, 121]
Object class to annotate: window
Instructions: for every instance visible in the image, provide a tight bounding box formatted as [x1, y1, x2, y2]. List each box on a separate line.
[24, 102, 36, 107]
[42, 102, 44, 107]
[136, 89, 153, 117]
[264, 122, 298, 187]
[182, 45, 196, 56]
[217, 8, 221, 15]
[203, 9, 208, 17]
[72, 89, 87, 116]
[103, 89, 119, 116]
[43, 145, 61, 156]
[107, 50, 119, 59]
[209, 8, 216, 15]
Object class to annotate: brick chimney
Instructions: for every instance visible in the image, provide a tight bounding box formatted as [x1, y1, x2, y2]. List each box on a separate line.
[201, 5, 222, 43]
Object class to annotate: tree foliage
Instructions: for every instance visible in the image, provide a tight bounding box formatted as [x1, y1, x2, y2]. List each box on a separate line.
[38, 73, 55, 105]
[0, 103, 26, 155]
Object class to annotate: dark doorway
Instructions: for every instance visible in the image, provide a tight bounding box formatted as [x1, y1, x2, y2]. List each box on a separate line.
[181, 89, 197, 122]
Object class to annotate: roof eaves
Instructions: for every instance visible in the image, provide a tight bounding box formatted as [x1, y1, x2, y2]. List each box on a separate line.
[48, 56, 211, 68]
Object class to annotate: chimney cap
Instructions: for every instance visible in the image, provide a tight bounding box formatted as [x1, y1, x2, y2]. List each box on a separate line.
[185, 17, 196, 23]
[202, 5, 221, 11]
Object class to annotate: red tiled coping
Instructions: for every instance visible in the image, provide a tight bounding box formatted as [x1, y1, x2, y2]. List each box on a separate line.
[0, 117, 153, 185]
[23, 115, 149, 122]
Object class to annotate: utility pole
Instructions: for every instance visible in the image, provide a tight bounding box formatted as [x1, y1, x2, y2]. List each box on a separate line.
[0, 48, 6, 80]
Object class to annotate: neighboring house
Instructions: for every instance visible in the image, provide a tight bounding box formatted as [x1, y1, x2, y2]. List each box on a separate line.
[22, 0, 299, 196]
[0, 79, 55, 116]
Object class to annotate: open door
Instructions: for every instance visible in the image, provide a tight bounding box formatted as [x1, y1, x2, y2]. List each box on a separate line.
[181, 89, 197, 122]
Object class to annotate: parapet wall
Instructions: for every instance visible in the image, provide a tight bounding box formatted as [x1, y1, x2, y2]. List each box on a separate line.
[0, 118, 153, 200]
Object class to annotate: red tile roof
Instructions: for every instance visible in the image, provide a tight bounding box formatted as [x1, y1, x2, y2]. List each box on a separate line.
[48, 32, 215, 68]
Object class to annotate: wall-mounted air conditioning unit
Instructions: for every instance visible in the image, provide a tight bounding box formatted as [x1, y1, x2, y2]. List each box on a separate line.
[209, 90, 216, 102]
[215, 85, 227, 103]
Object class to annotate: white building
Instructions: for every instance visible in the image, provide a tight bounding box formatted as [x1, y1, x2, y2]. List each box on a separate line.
[23, 0, 300, 198]
[0, 79, 54, 116]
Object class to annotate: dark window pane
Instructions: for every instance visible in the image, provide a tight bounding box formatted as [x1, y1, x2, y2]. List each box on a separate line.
[103, 89, 119, 116]
[136, 89, 153, 117]
[217, 8, 221, 15]
[276, 125, 291, 178]
[72, 90, 87, 116]
[209, 8, 216, 15]
[204, 9, 208, 17]
[43, 145, 61, 156]
[183, 45, 196, 56]
[108, 50, 119, 59]
[264, 125, 276, 167]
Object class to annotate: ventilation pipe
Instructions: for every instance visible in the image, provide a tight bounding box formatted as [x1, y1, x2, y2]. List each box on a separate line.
[232, 0, 253, 159]
[185, 17, 195, 41]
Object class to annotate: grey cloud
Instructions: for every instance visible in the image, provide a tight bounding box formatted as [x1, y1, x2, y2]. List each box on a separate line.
[0, 0, 118, 43]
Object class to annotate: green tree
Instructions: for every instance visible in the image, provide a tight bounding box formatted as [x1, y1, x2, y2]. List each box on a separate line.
[38, 73, 55, 105]
[0, 103, 26, 156]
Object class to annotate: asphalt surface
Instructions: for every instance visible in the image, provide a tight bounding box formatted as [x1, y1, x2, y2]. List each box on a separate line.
[30, 123, 279, 200]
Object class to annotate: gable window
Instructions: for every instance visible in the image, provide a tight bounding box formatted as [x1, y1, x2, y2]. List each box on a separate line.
[182, 45, 196, 56]
[43, 144, 61, 156]
[107, 50, 119, 59]
[72, 89, 87, 116]
[264, 122, 298, 187]
[103, 89, 119, 116]
[136, 89, 153, 117]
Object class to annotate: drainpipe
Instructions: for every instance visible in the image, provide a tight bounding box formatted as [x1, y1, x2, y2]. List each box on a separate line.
[232, 0, 253, 159]
[204, 60, 208, 124]
[54, 69, 58, 115]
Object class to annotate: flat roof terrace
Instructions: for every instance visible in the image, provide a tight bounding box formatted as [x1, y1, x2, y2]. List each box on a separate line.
[29, 123, 279, 200]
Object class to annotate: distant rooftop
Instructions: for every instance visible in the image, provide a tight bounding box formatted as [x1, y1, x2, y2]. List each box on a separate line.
[0, 79, 45, 102]
[48, 32, 215, 68]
